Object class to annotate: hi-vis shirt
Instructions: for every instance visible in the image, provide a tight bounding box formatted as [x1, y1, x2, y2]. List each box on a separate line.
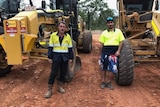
[99, 28, 125, 55]
[48, 32, 74, 61]
[49, 32, 72, 53]
[99, 28, 125, 46]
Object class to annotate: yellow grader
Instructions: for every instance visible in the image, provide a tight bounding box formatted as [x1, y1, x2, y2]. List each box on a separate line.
[115, 0, 160, 85]
[0, 0, 92, 82]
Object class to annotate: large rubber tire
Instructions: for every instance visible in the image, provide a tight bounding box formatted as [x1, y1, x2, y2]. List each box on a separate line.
[65, 41, 77, 82]
[0, 26, 4, 35]
[82, 31, 92, 53]
[0, 65, 13, 77]
[116, 39, 134, 86]
[0, 45, 12, 77]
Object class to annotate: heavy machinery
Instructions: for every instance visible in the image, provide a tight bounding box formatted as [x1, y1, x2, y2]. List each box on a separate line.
[115, 0, 160, 85]
[0, 0, 92, 82]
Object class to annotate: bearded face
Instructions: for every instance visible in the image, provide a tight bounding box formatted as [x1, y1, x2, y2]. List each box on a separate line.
[106, 21, 114, 30]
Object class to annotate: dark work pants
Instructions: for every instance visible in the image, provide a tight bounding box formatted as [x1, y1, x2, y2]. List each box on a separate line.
[48, 60, 68, 85]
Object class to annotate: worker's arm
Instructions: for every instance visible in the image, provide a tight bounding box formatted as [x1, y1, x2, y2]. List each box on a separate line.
[48, 34, 53, 59]
[115, 41, 123, 56]
[115, 29, 125, 56]
[68, 48, 74, 59]
[48, 47, 53, 59]
[99, 42, 103, 54]
[68, 34, 74, 60]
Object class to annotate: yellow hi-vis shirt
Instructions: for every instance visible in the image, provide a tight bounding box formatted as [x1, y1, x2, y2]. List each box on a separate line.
[49, 32, 72, 53]
[99, 28, 125, 46]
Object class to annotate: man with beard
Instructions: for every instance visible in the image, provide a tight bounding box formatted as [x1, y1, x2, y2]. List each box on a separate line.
[99, 17, 125, 90]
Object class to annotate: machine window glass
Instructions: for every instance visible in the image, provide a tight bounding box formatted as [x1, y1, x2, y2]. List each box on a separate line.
[124, 0, 154, 12]
[0, 0, 7, 9]
[0, 0, 20, 13]
[127, 4, 143, 11]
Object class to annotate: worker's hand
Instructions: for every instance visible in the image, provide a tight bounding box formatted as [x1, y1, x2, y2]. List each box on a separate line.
[48, 59, 53, 63]
[115, 51, 120, 57]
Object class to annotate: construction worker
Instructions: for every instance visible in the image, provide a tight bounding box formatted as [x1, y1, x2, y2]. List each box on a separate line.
[45, 21, 74, 98]
[99, 17, 125, 90]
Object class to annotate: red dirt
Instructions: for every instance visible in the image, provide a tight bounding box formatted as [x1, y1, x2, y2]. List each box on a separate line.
[0, 31, 160, 107]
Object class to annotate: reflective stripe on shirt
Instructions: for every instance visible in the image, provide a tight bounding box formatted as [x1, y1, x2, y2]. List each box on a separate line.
[49, 32, 73, 53]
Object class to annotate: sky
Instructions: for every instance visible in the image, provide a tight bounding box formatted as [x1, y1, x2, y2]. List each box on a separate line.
[106, 0, 117, 10]
[106, 0, 118, 15]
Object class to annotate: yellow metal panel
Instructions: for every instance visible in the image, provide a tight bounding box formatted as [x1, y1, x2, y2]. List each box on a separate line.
[151, 19, 160, 36]
[23, 34, 37, 52]
[146, 22, 151, 29]
[13, 11, 39, 35]
[27, 12, 39, 35]
[15, 11, 36, 18]
[0, 35, 6, 52]
[151, 11, 160, 37]
[9, 17, 28, 34]
[3, 20, 22, 65]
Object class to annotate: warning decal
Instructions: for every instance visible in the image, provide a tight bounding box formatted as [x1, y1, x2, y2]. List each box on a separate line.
[6, 21, 17, 33]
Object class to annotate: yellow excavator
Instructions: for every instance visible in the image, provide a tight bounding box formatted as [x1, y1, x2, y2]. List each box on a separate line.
[114, 0, 160, 86]
[0, 0, 93, 82]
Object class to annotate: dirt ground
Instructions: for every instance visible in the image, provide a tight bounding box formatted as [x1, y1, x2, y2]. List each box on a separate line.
[0, 31, 160, 107]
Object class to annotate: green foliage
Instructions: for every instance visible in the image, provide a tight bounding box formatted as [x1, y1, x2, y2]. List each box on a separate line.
[78, 0, 116, 30]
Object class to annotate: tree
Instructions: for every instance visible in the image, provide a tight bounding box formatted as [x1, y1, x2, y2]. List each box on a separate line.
[78, 0, 115, 30]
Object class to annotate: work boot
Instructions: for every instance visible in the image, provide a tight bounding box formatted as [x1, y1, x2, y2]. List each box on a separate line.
[58, 82, 65, 94]
[106, 82, 113, 90]
[58, 86, 65, 94]
[100, 82, 106, 89]
[45, 84, 53, 98]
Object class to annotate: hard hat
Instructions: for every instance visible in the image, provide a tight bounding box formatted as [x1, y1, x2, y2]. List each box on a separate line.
[106, 17, 114, 22]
